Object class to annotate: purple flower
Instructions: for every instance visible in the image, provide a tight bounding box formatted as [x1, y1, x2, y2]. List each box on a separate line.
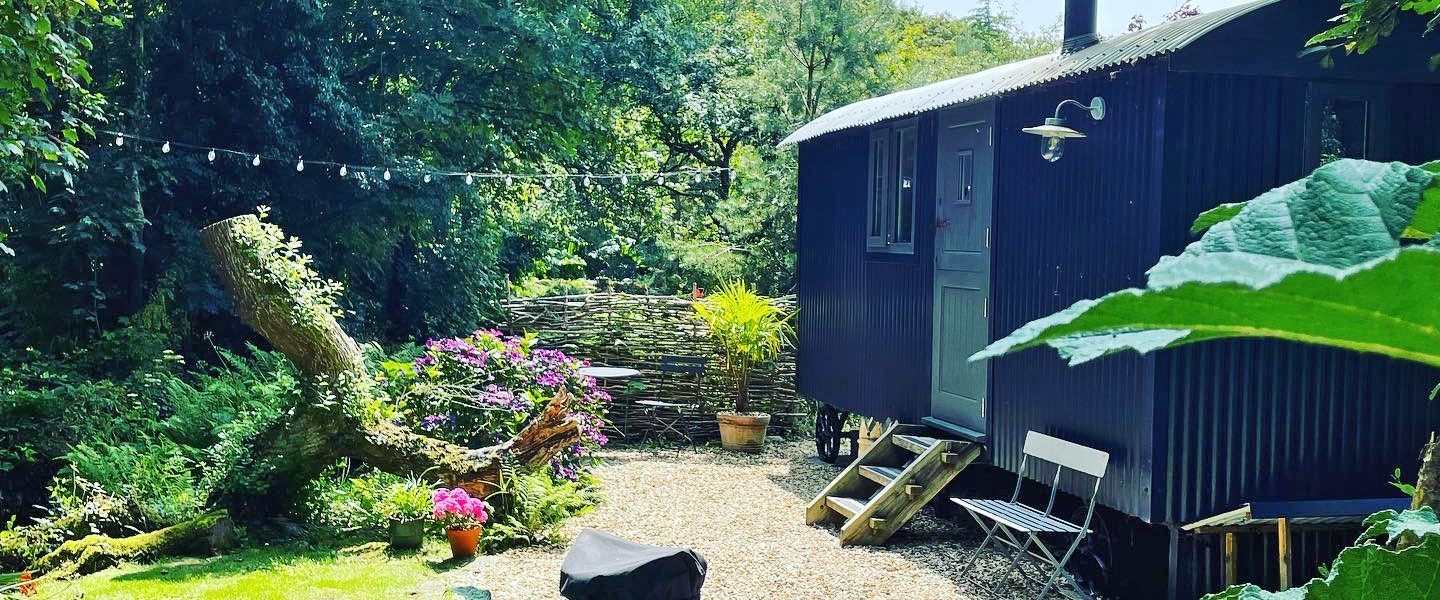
[422, 413, 454, 431]
[535, 371, 565, 388]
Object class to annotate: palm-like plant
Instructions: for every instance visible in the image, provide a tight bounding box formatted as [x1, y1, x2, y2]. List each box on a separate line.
[694, 281, 794, 414]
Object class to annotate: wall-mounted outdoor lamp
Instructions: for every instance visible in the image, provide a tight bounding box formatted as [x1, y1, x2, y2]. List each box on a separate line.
[1022, 97, 1105, 162]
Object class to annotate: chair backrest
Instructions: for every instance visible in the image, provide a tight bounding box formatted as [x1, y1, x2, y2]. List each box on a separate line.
[658, 355, 706, 374]
[1022, 431, 1109, 479]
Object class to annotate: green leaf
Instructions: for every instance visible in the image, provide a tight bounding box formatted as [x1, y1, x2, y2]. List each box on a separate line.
[1202, 530, 1440, 599]
[974, 160, 1440, 367]
[1360, 508, 1440, 545]
[1190, 202, 1246, 234]
[1402, 162, 1440, 239]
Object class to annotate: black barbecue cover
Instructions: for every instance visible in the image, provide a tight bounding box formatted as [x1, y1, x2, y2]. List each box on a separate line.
[558, 529, 708, 600]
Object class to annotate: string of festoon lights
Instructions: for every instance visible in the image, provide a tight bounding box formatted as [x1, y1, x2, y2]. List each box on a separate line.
[100, 129, 734, 188]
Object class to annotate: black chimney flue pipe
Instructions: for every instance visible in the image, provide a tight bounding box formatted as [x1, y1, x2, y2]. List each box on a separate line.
[1062, 0, 1099, 54]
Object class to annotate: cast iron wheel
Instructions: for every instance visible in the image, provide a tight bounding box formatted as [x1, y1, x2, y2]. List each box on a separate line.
[1064, 506, 1115, 600]
[814, 404, 846, 463]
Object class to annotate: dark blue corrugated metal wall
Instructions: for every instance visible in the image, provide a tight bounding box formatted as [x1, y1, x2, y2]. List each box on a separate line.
[988, 63, 1168, 521]
[796, 133, 868, 414]
[795, 116, 937, 423]
[1155, 72, 1440, 526]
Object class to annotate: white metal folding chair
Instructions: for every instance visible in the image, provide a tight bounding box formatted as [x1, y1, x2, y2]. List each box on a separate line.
[952, 431, 1109, 599]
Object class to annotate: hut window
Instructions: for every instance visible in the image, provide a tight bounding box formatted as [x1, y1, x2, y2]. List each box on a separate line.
[1306, 83, 1388, 169]
[866, 120, 918, 253]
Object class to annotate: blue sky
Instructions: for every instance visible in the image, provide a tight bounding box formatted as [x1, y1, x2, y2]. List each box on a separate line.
[905, 0, 1254, 35]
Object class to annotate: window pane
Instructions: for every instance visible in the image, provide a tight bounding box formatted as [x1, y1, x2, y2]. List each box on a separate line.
[1319, 98, 1368, 165]
[894, 127, 917, 244]
[869, 138, 885, 238]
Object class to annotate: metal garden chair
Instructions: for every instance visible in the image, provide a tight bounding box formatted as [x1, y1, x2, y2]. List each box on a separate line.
[951, 431, 1109, 599]
[635, 355, 706, 449]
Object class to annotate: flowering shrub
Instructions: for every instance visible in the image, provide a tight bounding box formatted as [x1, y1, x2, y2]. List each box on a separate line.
[432, 487, 490, 530]
[378, 329, 610, 480]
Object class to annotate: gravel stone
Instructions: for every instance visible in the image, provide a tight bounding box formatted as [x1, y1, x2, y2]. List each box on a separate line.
[436, 442, 1034, 599]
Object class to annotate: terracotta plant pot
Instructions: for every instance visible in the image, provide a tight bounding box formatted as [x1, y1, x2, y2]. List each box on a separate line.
[717, 412, 771, 452]
[446, 527, 482, 559]
[388, 518, 425, 550]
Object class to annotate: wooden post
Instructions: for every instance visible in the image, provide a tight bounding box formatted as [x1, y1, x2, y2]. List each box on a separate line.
[1223, 532, 1238, 587]
[1277, 518, 1292, 589]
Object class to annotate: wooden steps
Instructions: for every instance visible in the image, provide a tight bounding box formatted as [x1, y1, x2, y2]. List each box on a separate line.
[805, 423, 982, 546]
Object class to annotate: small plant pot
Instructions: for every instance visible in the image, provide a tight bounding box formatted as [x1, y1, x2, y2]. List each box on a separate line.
[446, 527, 482, 559]
[388, 518, 426, 550]
[717, 412, 771, 452]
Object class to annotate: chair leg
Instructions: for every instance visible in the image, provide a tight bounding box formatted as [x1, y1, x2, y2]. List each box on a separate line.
[991, 530, 1037, 594]
[1034, 531, 1088, 600]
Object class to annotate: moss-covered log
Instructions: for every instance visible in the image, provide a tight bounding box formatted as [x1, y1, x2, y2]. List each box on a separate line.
[30, 510, 235, 578]
[199, 214, 582, 509]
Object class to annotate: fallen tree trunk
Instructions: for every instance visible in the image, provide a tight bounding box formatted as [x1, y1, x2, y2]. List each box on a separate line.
[31, 510, 235, 578]
[199, 214, 582, 509]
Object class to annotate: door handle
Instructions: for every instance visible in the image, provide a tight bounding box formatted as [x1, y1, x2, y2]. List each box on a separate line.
[936, 218, 951, 230]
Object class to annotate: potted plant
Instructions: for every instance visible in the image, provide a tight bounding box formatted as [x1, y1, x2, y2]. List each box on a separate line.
[432, 487, 490, 559]
[693, 281, 794, 452]
[381, 476, 432, 550]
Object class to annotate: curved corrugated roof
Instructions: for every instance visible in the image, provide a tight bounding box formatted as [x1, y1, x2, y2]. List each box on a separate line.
[780, 0, 1280, 146]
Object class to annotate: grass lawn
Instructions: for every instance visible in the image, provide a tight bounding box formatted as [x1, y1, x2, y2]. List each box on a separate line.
[18, 541, 471, 599]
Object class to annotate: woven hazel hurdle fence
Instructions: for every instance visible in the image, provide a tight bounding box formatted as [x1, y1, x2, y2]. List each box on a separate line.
[499, 293, 806, 441]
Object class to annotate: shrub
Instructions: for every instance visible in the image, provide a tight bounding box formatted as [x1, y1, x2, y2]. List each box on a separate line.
[297, 463, 409, 533]
[377, 329, 610, 480]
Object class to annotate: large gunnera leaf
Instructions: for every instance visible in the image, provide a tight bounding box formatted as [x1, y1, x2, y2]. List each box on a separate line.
[972, 159, 1440, 366]
[1201, 510, 1440, 600]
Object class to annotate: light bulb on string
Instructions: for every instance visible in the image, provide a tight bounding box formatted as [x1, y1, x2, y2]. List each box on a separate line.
[340, 165, 348, 177]
[423, 173, 432, 183]
[657, 175, 665, 186]
[505, 175, 513, 186]
[296, 157, 305, 172]
[621, 174, 629, 185]
[207, 149, 216, 162]
[693, 172, 702, 184]
[161, 141, 171, 154]
[583, 176, 591, 188]
[466, 173, 474, 185]
[251, 154, 261, 167]
[543, 177, 552, 190]
[383, 168, 391, 181]
[114, 135, 124, 147]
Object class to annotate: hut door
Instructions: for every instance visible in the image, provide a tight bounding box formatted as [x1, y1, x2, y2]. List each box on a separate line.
[930, 106, 992, 435]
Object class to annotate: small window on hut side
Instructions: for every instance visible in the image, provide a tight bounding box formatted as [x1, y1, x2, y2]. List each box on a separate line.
[1306, 83, 1389, 169]
[866, 121, 918, 254]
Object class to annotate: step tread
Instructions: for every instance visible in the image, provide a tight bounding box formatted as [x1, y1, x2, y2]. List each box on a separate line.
[893, 434, 941, 454]
[826, 496, 868, 518]
[858, 465, 906, 485]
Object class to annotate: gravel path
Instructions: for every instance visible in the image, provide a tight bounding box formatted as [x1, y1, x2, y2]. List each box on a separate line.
[435, 442, 1023, 600]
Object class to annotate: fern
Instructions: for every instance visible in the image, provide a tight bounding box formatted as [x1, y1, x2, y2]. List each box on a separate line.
[483, 471, 598, 549]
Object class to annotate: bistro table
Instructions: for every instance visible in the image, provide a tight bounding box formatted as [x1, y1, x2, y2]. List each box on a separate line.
[578, 366, 642, 437]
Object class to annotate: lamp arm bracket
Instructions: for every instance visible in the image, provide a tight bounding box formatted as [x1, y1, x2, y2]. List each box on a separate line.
[1053, 97, 1105, 121]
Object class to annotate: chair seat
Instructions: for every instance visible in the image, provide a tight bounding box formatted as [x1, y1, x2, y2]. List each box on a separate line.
[636, 400, 689, 409]
[952, 498, 1086, 534]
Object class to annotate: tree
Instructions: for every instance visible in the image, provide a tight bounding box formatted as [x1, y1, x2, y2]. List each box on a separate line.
[0, 0, 105, 198]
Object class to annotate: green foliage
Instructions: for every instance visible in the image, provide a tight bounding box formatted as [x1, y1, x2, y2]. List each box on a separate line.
[974, 159, 1440, 367]
[693, 281, 794, 412]
[378, 476, 432, 523]
[231, 207, 346, 327]
[64, 438, 205, 528]
[298, 465, 433, 532]
[483, 470, 598, 550]
[1202, 509, 1440, 599]
[1308, 1, 1440, 68]
[0, 0, 106, 194]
